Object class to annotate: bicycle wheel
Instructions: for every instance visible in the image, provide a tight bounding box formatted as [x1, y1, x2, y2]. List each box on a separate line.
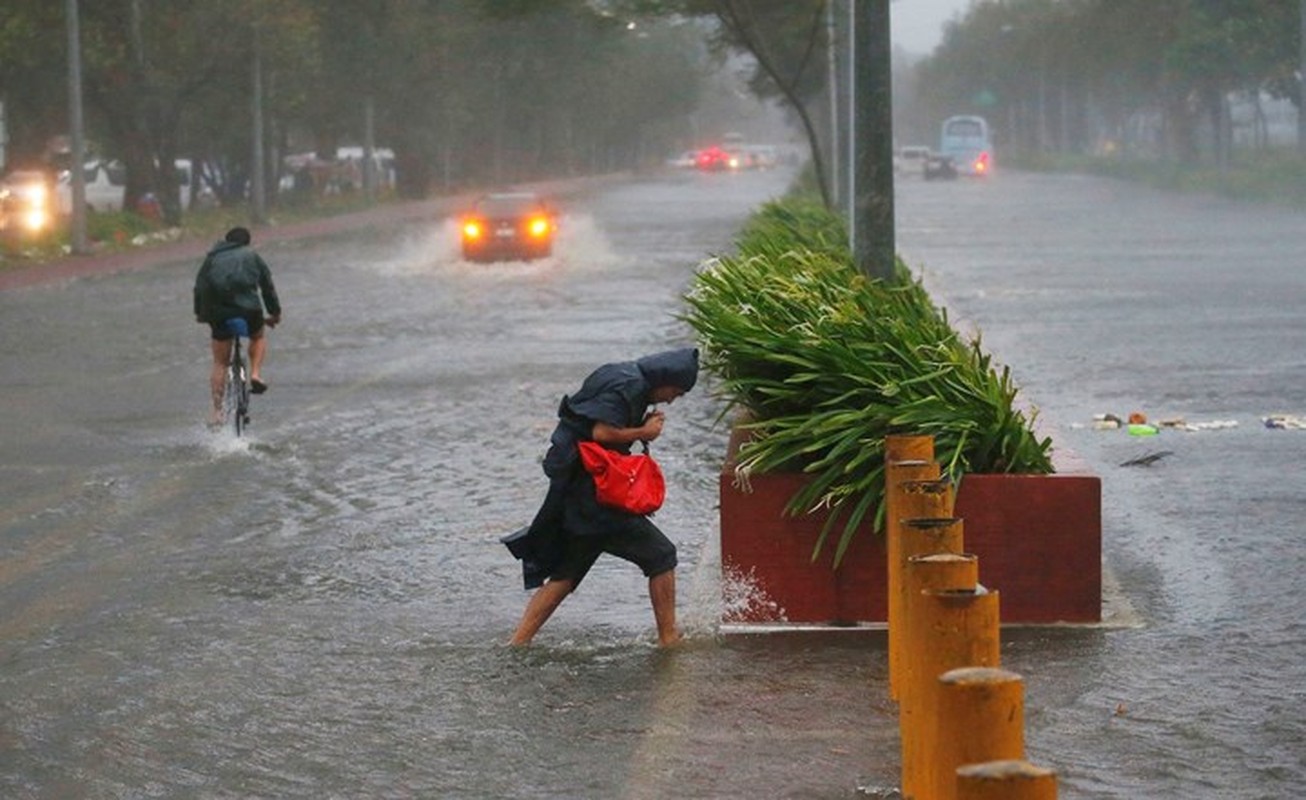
[233, 357, 251, 437]
[223, 343, 251, 437]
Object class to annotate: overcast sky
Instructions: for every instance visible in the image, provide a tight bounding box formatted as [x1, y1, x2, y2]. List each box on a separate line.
[891, 0, 972, 55]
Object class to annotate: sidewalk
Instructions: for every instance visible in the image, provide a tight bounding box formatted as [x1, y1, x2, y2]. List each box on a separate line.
[0, 173, 628, 293]
[0, 196, 455, 293]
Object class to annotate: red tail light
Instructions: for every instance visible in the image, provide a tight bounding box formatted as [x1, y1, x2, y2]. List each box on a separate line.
[974, 152, 990, 174]
[462, 220, 483, 240]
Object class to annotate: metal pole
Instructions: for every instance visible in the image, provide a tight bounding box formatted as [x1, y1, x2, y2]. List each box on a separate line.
[845, 0, 856, 232]
[826, 1, 840, 208]
[852, 0, 895, 281]
[363, 95, 377, 200]
[1299, 0, 1306, 155]
[66, 0, 89, 254]
[251, 24, 266, 225]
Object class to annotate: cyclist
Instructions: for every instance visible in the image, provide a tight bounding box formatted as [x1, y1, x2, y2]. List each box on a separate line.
[194, 227, 282, 426]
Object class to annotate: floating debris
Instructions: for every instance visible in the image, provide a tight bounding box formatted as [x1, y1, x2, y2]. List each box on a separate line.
[1089, 413, 1238, 433]
[1264, 414, 1306, 430]
[1120, 450, 1173, 467]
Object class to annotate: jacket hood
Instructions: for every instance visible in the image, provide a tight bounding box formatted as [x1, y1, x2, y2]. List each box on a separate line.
[637, 348, 699, 393]
[206, 239, 246, 257]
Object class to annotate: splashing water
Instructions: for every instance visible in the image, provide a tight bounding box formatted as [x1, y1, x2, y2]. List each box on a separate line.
[719, 564, 786, 623]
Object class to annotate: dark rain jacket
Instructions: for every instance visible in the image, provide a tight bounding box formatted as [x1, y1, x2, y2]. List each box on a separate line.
[193, 240, 282, 323]
[503, 348, 700, 589]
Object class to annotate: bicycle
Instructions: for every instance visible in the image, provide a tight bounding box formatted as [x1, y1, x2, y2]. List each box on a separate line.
[220, 317, 253, 436]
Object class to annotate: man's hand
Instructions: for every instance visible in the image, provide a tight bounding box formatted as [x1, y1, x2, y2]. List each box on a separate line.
[592, 409, 666, 447]
[640, 410, 666, 441]
[266, 313, 281, 328]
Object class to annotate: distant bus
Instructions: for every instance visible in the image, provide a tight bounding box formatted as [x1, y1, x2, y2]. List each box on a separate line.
[939, 115, 992, 176]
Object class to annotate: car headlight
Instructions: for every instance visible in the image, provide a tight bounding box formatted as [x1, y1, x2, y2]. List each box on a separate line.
[23, 208, 49, 231]
[462, 220, 483, 240]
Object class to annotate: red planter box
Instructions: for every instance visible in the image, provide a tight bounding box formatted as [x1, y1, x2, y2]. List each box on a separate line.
[719, 438, 1102, 625]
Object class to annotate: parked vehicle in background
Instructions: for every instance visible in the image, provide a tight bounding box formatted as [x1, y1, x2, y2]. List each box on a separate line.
[56, 160, 125, 213]
[939, 115, 992, 176]
[734, 144, 779, 170]
[923, 153, 959, 181]
[55, 158, 212, 215]
[895, 145, 931, 176]
[666, 150, 698, 169]
[459, 192, 557, 262]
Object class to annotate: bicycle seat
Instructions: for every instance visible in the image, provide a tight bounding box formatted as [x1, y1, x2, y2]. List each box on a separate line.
[222, 317, 251, 338]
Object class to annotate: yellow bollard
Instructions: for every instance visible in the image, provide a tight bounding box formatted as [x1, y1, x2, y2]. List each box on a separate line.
[885, 433, 935, 463]
[931, 667, 1026, 800]
[957, 760, 1057, 800]
[901, 586, 1001, 800]
[890, 514, 963, 702]
[897, 553, 979, 797]
[885, 470, 946, 699]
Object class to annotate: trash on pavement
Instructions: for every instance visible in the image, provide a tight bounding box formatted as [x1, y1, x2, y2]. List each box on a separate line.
[1092, 413, 1123, 430]
[1263, 414, 1306, 430]
[1120, 450, 1173, 467]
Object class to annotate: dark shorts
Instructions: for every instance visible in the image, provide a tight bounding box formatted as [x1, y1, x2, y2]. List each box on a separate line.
[549, 518, 678, 589]
[209, 313, 265, 341]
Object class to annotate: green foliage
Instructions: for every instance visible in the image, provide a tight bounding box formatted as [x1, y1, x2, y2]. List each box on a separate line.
[915, 0, 1298, 166]
[0, 2, 713, 215]
[681, 197, 1052, 566]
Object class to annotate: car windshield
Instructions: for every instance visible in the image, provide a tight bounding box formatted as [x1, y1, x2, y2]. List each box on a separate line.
[477, 194, 544, 216]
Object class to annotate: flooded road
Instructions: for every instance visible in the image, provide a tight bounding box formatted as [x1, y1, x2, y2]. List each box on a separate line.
[2, 164, 1303, 798]
[2, 167, 900, 799]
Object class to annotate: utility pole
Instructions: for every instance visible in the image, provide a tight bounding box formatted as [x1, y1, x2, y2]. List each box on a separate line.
[363, 95, 377, 200]
[251, 23, 267, 225]
[1299, 0, 1306, 156]
[66, 0, 89, 254]
[826, 1, 840, 209]
[851, 0, 895, 281]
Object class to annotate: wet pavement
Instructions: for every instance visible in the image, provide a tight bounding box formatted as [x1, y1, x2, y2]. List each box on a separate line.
[2, 166, 1304, 798]
[897, 170, 1306, 797]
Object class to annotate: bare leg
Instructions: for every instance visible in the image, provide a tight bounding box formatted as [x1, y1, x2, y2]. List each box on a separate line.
[510, 578, 575, 646]
[248, 332, 267, 384]
[209, 339, 233, 424]
[649, 569, 681, 647]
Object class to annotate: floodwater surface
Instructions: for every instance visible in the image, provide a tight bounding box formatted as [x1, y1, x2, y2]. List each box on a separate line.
[2, 165, 1304, 798]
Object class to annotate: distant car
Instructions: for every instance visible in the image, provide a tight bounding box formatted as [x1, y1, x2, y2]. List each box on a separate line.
[666, 150, 698, 169]
[0, 170, 56, 235]
[923, 153, 958, 181]
[695, 146, 731, 171]
[895, 145, 931, 176]
[460, 192, 557, 262]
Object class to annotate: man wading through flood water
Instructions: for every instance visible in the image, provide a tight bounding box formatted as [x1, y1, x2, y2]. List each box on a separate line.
[502, 348, 699, 647]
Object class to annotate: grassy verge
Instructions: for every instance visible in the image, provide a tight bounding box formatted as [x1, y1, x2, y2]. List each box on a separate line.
[1013, 149, 1306, 208]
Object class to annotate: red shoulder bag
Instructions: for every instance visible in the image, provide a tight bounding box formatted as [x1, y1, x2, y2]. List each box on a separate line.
[577, 441, 666, 515]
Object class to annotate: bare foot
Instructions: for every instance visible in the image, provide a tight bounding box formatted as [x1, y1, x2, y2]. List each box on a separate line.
[657, 630, 684, 648]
